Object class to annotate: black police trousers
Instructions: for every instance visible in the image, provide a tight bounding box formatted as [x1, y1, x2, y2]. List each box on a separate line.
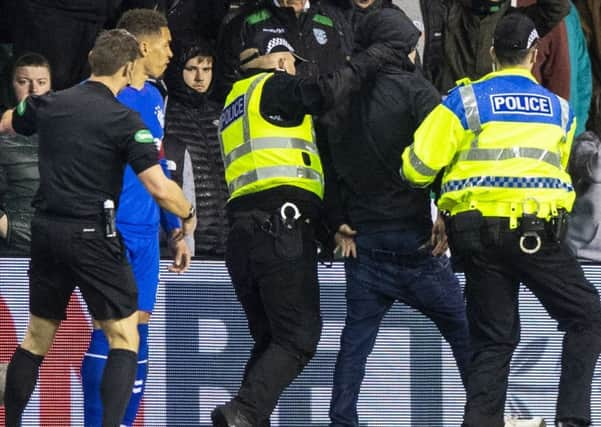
[452, 217, 601, 427]
[225, 210, 322, 424]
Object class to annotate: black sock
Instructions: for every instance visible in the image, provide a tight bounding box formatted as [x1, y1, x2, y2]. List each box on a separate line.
[100, 349, 137, 427]
[4, 346, 44, 427]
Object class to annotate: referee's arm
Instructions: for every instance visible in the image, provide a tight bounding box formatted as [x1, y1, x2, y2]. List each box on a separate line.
[137, 165, 197, 237]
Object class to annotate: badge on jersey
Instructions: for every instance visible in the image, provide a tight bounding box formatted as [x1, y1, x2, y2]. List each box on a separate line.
[313, 28, 328, 45]
[491, 93, 553, 117]
[134, 129, 154, 143]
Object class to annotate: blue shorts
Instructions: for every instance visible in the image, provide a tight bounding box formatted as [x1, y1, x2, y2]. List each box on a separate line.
[120, 230, 160, 312]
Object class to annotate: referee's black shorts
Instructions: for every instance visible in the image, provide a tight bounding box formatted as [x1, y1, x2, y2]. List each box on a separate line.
[28, 215, 138, 321]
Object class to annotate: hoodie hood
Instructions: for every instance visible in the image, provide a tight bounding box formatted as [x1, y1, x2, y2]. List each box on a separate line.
[164, 38, 215, 107]
[354, 8, 420, 71]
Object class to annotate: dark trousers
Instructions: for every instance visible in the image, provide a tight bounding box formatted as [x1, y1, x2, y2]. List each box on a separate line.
[329, 229, 471, 427]
[225, 213, 322, 424]
[458, 220, 601, 427]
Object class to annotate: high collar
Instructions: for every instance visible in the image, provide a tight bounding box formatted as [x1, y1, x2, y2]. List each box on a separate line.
[482, 67, 538, 82]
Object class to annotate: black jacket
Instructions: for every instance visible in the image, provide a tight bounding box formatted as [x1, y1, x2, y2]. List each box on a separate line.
[163, 41, 229, 258]
[0, 133, 39, 256]
[420, 0, 570, 93]
[214, 0, 346, 102]
[167, 0, 231, 43]
[328, 9, 439, 235]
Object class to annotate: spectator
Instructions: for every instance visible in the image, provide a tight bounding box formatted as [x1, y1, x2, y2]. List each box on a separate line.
[518, 0, 571, 100]
[163, 39, 229, 258]
[420, 0, 570, 94]
[573, 0, 601, 135]
[326, 9, 470, 427]
[565, 0, 592, 137]
[167, 0, 231, 44]
[0, 53, 51, 257]
[214, 0, 347, 102]
[12, 0, 116, 91]
[567, 131, 601, 262]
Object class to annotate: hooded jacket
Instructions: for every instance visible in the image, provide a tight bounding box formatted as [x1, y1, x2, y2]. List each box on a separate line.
[567, 131, 601, 262]
[329, 9, 440, 234]
[163, 40, 229, 258]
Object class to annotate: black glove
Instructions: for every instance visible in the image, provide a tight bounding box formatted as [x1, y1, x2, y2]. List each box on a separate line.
[349, 42, 402, 79]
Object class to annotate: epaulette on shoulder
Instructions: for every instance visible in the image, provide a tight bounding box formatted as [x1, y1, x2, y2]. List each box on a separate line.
[246, 9, 272, 25]
[454, 77, 472, 88]
[313, 13, 334, 27]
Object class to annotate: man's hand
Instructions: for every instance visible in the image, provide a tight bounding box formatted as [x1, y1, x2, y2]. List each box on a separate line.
[0, 213, 7, 239]
[430, 212, 449, 256]
[335, 223, 357, 258]
[168, 229, 192, 273]
[0, 109, 14, 134]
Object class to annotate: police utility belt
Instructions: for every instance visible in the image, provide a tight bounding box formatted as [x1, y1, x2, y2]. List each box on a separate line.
[233, 202, 310, 260]
[448, 199, 568, 254]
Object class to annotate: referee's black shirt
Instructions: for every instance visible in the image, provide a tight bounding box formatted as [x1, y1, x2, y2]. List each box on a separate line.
[12, 80, 159, 220]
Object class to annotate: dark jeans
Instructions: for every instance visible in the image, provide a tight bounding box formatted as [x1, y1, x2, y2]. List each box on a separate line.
[459, 219, 601, 427]
[225, 212, 322, 425]
[329, 229, 470, 427]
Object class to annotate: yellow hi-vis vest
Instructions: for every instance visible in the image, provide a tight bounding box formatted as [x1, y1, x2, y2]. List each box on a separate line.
[219, 72, 324, 201]
[402, 69, 576, 227]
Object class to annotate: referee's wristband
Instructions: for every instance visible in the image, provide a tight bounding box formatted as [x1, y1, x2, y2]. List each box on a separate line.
[183, 205, 196, 221]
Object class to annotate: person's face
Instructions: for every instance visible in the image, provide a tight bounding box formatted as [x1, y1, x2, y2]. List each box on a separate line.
[182, 56, 213, 93]
[278, 0, 308, 14]
[353, 0, 376, 9]
[141, 26, 173, 78]
[12, 65, 51, 102]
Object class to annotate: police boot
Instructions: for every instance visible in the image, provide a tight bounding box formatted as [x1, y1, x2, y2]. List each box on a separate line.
[0, 362, 6, 405]
[211, 402, 253, 427]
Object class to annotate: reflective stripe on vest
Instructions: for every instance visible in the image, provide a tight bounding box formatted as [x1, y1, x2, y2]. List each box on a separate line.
[458, 83, 565, 168]
[223, 137, 318, 168]
[459, 84, 481, 147]
[406, 145, 438, 178]
[228, 165, 323, 195]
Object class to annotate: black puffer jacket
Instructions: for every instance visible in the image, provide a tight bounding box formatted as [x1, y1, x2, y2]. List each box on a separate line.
[163, 40, 228, 258]
[0, 133, 39, 256]
[330, 9, 440, 234]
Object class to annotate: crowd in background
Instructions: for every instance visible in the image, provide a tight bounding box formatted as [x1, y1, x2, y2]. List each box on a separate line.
[0, 0, 600, 262]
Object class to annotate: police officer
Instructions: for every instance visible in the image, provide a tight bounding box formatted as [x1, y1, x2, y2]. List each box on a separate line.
[0, 29, 196, 427]
[401, 13, 601, 427]
[212, 35, 397, 427]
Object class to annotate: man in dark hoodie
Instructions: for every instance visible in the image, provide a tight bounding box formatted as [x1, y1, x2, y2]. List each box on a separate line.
[211, 29, 399, 427]
[326, 9, 470, 427]
[163, 39, 229, 258]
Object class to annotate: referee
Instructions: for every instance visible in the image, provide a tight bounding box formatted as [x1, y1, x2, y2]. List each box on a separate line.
[0, 29, 196, 427]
